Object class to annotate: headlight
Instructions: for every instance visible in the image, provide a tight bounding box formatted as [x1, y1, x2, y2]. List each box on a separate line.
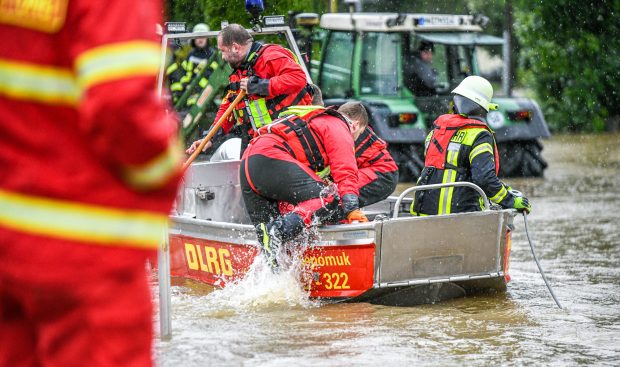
[487, 110, 505, 129]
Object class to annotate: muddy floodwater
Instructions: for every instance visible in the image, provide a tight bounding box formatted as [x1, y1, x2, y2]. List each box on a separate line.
[154, 133, 620, 366]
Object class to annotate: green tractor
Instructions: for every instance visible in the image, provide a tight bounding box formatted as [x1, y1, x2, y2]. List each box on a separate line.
[313, 13, 550, 181]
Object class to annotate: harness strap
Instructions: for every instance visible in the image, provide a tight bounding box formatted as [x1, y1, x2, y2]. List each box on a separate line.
[366, 151, 385, 165]
[355, 128, 379, 158]
[280, 116, 325, 171]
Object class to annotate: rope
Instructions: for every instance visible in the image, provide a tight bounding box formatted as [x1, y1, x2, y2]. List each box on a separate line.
[523, 213, 563, 309]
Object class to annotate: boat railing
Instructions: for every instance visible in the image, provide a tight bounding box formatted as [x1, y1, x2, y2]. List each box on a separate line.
[392, 182, 490, 219]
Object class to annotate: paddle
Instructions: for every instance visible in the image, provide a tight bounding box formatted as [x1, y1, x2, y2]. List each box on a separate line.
[182, 90, 246, 170]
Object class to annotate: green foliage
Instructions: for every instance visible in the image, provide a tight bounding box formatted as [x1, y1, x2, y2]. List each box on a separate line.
[166, 0, 327, 32]
[166, 0, 206, 25]
[515, 0, 620, 132]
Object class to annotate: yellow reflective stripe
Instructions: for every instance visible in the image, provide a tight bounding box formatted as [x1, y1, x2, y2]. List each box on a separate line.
[0, 59, 78, 105]
[122, 141, 182, 190]
[0, 189, 167, 248]
[489, 185, 508, 204]
[170, 82, 183, 92]
[469, 143, 494, 163]
[166, 63, 179, 75]
[76, 41, 161, 90]
[446, 149, 459, 167]
[438, 169, 457, 215]
[316, 166, 331, 179]
[180, 74, 191, 84]
[249, 99, 270, 128]
[281, 105, 323, 117]
[461, 128, 487, 146]
[198, 77, 208, 88]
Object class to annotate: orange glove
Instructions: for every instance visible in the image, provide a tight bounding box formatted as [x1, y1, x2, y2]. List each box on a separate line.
[346, 209, 368, 223]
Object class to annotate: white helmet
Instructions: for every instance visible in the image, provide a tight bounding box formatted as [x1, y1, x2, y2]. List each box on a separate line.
[192, 23, 210, 33]
[451, 76, 495, 112]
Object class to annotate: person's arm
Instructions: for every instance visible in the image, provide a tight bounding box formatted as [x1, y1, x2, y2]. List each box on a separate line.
[321, 122, 359, 196]
[186, 93, 237, 154]
[469, 132, 514, 208]
[416, 60, 437, 90]
[247, 47, 307, 97]
[70, 0, 181, 193]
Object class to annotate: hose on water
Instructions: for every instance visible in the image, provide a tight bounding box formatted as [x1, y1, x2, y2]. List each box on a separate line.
[522, 213, 563, 309]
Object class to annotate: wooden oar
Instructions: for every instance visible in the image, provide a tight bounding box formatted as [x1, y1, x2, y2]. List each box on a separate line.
[182, 90, 246, 170]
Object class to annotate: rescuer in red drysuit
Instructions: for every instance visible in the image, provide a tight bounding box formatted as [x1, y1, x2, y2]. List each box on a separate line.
[186, 23, 312, 156]
[0, 1, 182, 365]
[337, 102, 399, 207]
[240, 106, 368, 270]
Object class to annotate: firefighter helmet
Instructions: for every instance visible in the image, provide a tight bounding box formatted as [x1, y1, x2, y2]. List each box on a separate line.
[451, 76, 496, 112]
[192, 23, 210, 33]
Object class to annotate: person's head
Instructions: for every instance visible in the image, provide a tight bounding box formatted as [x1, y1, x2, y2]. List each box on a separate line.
[309, 84, 323, 106]
[338, 101, 369, 140]
[217, 24, 254, 68]
[451, 76, 497, 118]
[418, 41, 434, 63]
[192, 23, 210, 49]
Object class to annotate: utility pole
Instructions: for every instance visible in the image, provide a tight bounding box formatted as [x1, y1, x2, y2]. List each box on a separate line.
[502, 0, 513, 96]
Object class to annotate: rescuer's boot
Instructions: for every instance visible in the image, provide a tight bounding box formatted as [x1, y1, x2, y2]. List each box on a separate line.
[257, 222, 283, 272]
[256, 213, 305, 273]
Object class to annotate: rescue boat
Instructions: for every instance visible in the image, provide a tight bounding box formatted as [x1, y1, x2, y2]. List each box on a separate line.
[162, 160, 515, 306]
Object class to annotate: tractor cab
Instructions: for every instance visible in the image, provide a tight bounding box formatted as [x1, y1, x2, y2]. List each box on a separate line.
[315, 13, 550, 180]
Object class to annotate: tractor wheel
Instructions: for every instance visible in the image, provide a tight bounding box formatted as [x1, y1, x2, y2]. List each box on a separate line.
[389, 144, 425, 183]
[498, 140, 547, 177]
[521, 140, 548, 177]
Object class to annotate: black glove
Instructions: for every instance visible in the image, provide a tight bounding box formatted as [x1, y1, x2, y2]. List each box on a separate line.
[247, 76, 270, 96]
[341, 193, 360, 216]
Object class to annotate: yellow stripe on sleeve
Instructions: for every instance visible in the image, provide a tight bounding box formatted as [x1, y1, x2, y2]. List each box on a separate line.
[121, 140, 182, 190]
[76, 41, 161, 90]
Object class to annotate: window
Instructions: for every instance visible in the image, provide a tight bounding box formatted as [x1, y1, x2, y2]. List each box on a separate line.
[320, 32, 354, 99]
[360, 32, 400, 95]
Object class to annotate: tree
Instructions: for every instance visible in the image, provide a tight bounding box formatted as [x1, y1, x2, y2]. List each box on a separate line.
[514, 0, 620, 131]
[166, 0, 327, 32]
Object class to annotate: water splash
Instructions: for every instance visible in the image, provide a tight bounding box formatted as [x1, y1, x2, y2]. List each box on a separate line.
[201, 231, 322, 314]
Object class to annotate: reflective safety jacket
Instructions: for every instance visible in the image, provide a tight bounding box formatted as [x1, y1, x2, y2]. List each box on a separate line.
[252, 105, 359, 196]
[217, 42, 312, 143]
[0, 0, 182, 277]
[355, 126, 398, 173]
[166, 46, 218, 106]
[411, 114, 514, 215]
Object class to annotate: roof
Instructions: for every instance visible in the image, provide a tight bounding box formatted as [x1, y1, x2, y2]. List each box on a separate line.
[418, 32, 503, 45]
[320, 13, 483, 32]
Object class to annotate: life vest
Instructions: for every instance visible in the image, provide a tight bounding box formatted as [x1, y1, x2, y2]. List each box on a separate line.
[227, 42, 312, 131]
[256, 106, 350, 174]
[425, 114, 500, 175]
[411, 114, 501, 216]
[355, 127, 390, 169]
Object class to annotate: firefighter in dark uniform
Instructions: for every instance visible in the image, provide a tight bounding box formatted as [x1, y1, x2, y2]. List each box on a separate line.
[411, 76, 532, 215]
[166, 23, 218, 108]
[186, 23, 312, 156]
[240, 106, 367, 270]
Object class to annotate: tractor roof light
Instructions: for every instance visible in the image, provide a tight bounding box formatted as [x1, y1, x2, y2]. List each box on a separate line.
[473, 13, 490, 28]
[295, 13, 319, 28]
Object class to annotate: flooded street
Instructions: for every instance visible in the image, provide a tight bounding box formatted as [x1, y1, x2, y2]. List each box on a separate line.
[154, 133, 620, 366]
